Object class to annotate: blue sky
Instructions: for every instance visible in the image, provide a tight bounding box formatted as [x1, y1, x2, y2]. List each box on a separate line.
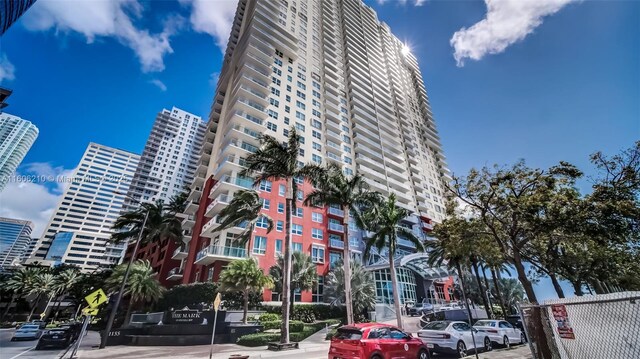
[0, 0, 638, 300]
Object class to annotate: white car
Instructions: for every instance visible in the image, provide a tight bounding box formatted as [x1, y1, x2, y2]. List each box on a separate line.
[11, 324, 43, 341]
[418, 320, 492, 357]
[473, 319, 525, 347]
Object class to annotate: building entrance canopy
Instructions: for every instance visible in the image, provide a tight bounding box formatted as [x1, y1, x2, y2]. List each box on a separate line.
[398, 253, 452, 280]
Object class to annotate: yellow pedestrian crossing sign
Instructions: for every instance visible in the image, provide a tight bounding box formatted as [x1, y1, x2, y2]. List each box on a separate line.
[82, 307, 99, 316]
[85, 288, 107, 308]
[213, 293, 222, 312]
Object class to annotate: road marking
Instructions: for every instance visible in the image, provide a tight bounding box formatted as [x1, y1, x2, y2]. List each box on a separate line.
[9, 346, 36, 359]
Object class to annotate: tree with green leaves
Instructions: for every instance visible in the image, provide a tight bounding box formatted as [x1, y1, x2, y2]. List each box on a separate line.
[240, 127, 324, 343]
[106, 260, 164, 324]
[499, 278, 526, 314]
[219, 258, 273, 324]
[303, 163, 380, 324]
[214, 189, 273, 253]
[269, 251, 317, 315]
[50, 268, 81, 320]
[362, 193, 424, 328]
[1, 267, 42, 320]
[28, 272, 56, 321]
[324, 259, 376, 322]
[110, 197, 185, 247]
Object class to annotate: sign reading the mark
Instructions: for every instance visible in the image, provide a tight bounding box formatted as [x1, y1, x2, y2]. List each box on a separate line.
[551, 304, 575, 339]
[85, 288, 108, 308]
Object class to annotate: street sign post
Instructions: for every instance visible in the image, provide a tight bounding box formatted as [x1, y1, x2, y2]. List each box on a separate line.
[85, 288, 107, 308]
[69, 314, 91, 358]
[208, 293, 222, 359]
[82, 307, 99, 316]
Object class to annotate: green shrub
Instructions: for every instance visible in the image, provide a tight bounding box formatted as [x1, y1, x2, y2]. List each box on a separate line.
[236, 332, 280, 346]
[261, 320, 281, 330]
[262, 304, 345, 321]
[259, 313, 280, 322]
[290, 320, 304, 332]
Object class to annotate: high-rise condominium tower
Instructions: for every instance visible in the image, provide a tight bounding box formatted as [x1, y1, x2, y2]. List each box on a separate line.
[0, 217, 33, 269]
[123, 107, 206, 211]
[0, 113, 39, 190]
[29, 143, 139, 272]
[147, 0, 452, 305]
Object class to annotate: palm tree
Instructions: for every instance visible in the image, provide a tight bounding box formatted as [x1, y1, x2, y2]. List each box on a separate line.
[269, 251, 317, 314]
[2, 267, 41, 320]
[240, 128, 324, 344]
[106, 260, 164, 324]
[219, 258, 273, 324]
[324, 260, 376, 322]
[51, 268, 81, 320]
[28, 273, 57, 321]
[362, 194, 424, 328]
[214, 189, 274, 253]
[110, 198, 184, 247]
[500, 278, 526, 314]
[303, 163, 380, 324]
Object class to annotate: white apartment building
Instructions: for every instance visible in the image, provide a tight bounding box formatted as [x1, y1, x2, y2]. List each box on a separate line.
[29, 143, 139, 272]
[181, 0, 452, 304]
[0, 113, 39, 190]
[123, 107, 206, 211]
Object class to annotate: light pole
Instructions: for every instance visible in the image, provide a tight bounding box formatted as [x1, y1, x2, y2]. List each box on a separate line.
[99, 192, 149, 349]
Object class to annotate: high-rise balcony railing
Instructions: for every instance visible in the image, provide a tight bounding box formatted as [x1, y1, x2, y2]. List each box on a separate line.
[328, 222, 345, 233]
[172, 246, 188, 260]
[195, 245, 247, 266]
[328, 207, 344, 217]
[329, 238, 344, 249]
[166, 267, 183, 281]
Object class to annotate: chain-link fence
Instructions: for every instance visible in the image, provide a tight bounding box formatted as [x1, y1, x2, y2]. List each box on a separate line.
[519, 292, 640, 359]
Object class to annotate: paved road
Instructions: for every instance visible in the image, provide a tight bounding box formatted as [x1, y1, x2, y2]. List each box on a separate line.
[0, 328, 67, 359]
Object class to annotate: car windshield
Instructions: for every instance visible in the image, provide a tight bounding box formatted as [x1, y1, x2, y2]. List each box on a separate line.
[423, 322, 449, 331]
[21, 325, 39, 330]
[475, 321, 496, 327]
[335, 328, 362, 340]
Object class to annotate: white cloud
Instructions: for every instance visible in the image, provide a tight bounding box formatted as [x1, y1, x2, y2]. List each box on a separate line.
[149, 79, 167, 91]
[209, 71, 220, 87]
[0, 163, 75, 238]
[376, 0, 425, 6]
[451, 0, 576, 66]
[22, 0, 183, 73]
[181, 0, 238, 51]
[0, 54, 16, 83]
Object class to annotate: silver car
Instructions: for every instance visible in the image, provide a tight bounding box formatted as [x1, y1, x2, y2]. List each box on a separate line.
[473, 319, 526, 347]
[12, 324, 43, 341]
[418, 320, 492, 357]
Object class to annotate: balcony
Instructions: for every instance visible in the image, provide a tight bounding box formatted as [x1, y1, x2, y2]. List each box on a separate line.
[184, 200, 200, 215]
[329, 238, 344, 249]
[397, 238, 417, 249]
[201, 216, 248, 238]
[181, 215, 196, 229]
[166, 267, 183, 281]
[205, 194, 230, 217]
[195, 245, 247, 266]
[328, 222, 345, 233]
[422, 222, 434, 231]
[328, 207, 344, 217]
[171, 246, 188, 260]
[209, 175, 254, 197]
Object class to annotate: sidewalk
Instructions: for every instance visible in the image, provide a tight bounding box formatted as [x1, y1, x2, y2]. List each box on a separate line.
[74, 328, 331, 359]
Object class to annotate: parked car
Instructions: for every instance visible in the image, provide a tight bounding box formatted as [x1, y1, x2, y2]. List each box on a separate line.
[409, 302, 435, 316]
[506, 315, 527, 336]
[11, 324, 43, 341]
[36, 327, 75, 350]
[58, 322, 83, 341]
[473, 319, 525, 347]
[30, 320, 47, 329]
[329, 323, 430, 359]
[417, 320, 492, 357]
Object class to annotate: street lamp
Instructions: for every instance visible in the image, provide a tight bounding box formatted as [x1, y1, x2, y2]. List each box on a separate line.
[99, 192, 149, 349]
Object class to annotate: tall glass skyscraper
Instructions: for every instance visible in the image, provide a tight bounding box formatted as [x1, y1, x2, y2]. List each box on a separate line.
[0, 113, 39, 190]
[28, 143, 139, 272]
[0, 217, 33, 269]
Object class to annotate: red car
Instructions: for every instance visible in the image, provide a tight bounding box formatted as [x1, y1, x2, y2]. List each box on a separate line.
[328, 323, 430, 359]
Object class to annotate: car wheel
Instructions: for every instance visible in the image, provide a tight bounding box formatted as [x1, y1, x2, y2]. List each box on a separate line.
[484, 337, 492, 352]
[457, 341, 467, 358]
[418, 349, 429, 359]
[10, 338, 15, 342]
[520, 333, 526, 344]
[503, 335, 510, 348]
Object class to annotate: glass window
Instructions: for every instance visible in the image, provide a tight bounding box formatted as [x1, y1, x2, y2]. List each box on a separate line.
[278, 203, 285, 213]
[329, 252, 342, 267]
[294, 207, 303, 217]
[312, 276, 324, 303]
[453, 323, 471, 332]
[312, 246, 325, 263]
[292, 224, 303, 235]
[259, 180, 272, 192]
[256, 216, 270, 229]
[262, 198, 270, 209]
[279, 184, 286, 196]
[253, 236, 267, 255]
[312, 212, 322, 223]
[275, 239, 283, 255]
[293, 242, 303, 252]
[312, 228, 323, 239]
[276, 220, 284, 231]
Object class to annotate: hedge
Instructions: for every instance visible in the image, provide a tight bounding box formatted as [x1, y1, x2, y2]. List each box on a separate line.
[263, 304, 345, 322]
[258, 313, 280, 322]
[236, 319, 342, 347]
[261, 320, 304, 332]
